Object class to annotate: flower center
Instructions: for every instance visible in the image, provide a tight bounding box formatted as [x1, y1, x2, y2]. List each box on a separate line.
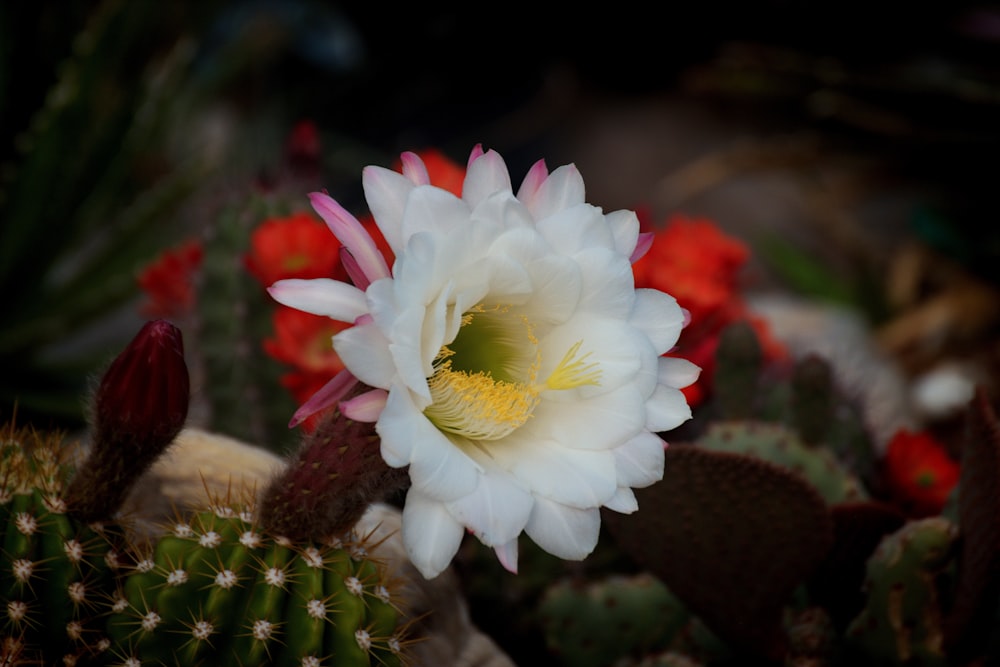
[424, 305, 601, 441]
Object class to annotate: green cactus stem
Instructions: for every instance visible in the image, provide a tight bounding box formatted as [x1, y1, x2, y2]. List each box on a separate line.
[107, 496, 409, 666]
[845, 516, 958, 666]
[0, 424, 125, 665]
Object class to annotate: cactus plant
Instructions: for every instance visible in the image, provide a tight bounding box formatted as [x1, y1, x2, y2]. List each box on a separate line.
[107, 498, 408, 667]
[537, 573, 696, 667]
[697, 420, 868, 505]
[844, 516, 958, 666]
[0, 425, 125, 664]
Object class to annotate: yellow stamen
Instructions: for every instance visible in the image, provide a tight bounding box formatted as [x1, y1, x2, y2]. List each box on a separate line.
[425, 360, 539, 441]
[544, 340, 602, 390]
[423, 305, 602, 442]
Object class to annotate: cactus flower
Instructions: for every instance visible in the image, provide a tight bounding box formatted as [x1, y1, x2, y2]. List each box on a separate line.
[882, 428, 960, 517]
[66, 319, 190, 522]
[244, 211, 343, 288]
[268, 146, 698, 578]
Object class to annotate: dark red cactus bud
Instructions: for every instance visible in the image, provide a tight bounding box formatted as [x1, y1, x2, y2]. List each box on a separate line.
[66, 319, 190, 522]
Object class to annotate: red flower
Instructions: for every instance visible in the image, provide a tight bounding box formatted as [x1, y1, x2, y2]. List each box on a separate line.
[245, 212, 343, 287]
[883, 428, 960, 517]
[263, 306, 347, 375]
[137, 239, 203, 318]
[632, 214, 786, 407]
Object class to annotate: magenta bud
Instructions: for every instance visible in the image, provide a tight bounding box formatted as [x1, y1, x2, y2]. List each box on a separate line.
[66, 320, 190, 522]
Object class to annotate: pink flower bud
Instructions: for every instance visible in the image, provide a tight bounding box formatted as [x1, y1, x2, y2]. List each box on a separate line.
[66, 320, 190, 522]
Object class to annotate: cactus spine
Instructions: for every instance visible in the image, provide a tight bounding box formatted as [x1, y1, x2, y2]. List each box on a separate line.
[0, 427, 124, 664]
[107, 500, 406, 667]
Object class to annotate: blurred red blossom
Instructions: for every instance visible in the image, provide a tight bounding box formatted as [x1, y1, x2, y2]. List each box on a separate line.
[244, 211, 342, 287]
[631, 213, 787, 406]
[264, 306, 347, 383]
[882, 428, 960, 517]
[137, 238, 203, 319]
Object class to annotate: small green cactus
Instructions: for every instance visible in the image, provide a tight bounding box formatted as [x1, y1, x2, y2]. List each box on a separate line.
[845, 517, 958, 666]
[697, 420, 868, 505]
[107, 499, 408, 667]
[0, 426, 125, 664]
[537, 573, 696, 667]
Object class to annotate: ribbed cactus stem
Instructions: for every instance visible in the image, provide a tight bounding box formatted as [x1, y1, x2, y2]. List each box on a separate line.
[258, 388, 410, 542]
[65, 319, 190, 522]
[791, 353, 834, 446]
[711, 320, 763, 420]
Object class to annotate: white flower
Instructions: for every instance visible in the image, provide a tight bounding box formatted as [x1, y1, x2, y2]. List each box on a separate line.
[269, 146, 698, 578]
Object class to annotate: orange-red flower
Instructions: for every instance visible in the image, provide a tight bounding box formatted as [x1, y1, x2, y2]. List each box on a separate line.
[137, 238, 203, 319]
[882, 428, 960, 517]
[632, 213, 786, 407]
[263, 305, 347, 375]
[245, 212, 343, 287]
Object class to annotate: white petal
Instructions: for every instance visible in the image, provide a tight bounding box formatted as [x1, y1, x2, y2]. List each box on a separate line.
[537, 314, 640, 396]
[332, 321, 396, 389]
[526, 163, 586, 220]
[644, 384, 693, 432]
[463, 149, 512, 208]
[658, 356, 701, 390]
[525, 497, 600, 560]
[491, 438, 617, 508]
[515, 159, 548, 207]
[492, 539, 519, 574]
[519, 254, 582, 324]
[402, 489, 465, 579]
[630, 289, 685, 354]
[376, 386, 480, 501]
[573, 247, 635, 319]
[605, 209, 640, 259]
[362, 165, 413, 255]
[536, 203, 614, 256]
[603, 487, 638, 513]
[529, 382, 646, 449]
[446, 468, 533, 547]
[267, 279, 367, 322]
[612, 431, 666, 489]
[401, 186, 470, 243]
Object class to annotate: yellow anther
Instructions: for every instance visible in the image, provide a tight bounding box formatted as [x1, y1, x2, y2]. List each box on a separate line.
[425, 360, 539, 441]
[544, 341, 602, 391]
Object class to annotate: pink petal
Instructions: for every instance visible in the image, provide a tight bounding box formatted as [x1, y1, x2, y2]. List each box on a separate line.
[289, 369, 359, 428]
[400, 151, 431, 185]
[340, 388, 388, 422]
[630, 232, 654, 263]
[466, 143, 485, 169]
[339, 247, 370, 291]
[309, 191, 391, 283]
[515, 158, 549, 205]
[493, 539, 519, 574]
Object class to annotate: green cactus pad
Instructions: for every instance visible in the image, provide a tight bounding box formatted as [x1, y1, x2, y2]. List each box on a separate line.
[107, 502, 408, 667]
[698, 420, 868, 504]
[0, 427, 124, 664]
[537, 573, 696, 667]
[845, 517, 957, 666]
